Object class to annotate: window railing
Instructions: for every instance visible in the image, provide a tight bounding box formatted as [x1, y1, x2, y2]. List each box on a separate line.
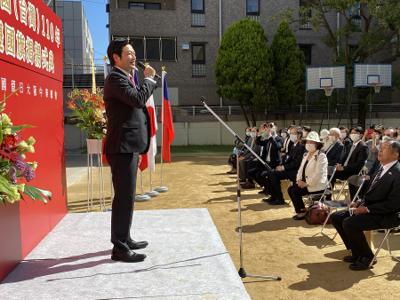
[192, 64, 206, 77]
[192, 13, 205, 27]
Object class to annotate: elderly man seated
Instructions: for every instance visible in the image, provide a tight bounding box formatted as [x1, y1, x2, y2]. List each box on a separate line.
[331, 140, 400, 271]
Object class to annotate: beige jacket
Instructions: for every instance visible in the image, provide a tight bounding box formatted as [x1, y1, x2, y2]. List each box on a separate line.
[296, 150, 328, 192]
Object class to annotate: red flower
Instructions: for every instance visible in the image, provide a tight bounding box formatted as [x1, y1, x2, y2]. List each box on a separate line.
[3, 134, 18, 147]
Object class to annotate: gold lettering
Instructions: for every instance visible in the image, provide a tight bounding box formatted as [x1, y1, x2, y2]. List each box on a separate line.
[41, 46, 48, 71]
[1, 0, 12, 15]
[19, 0, 27, 26]
[16, 30, 25, 61]
[25, 35, 33, 65]
[27, 1, 35, 31]
[0, 21, 4, 54]
[5, 23, 15, 58]
[48, 49, 54, 73]
[34, 40, 40, 68]
[55, 26, 60, 48]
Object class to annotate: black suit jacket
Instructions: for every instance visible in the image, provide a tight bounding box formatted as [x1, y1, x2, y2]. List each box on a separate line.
[342, 141, 369, 176]
[326, 141, 344, 166]
[283, 142, 306, 171]
[255, 136, 281, 168]
[104, 67, 157, 154]
[363, 161, 400, 227]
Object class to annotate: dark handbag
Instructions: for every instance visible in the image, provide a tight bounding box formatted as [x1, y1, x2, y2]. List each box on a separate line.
[305, 202, 331, 225]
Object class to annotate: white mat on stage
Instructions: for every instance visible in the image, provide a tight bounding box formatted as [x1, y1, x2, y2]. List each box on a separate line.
[0, 209, 250, 300]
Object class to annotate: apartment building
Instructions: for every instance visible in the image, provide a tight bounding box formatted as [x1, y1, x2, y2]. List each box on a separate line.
[106, 1, 371, 106]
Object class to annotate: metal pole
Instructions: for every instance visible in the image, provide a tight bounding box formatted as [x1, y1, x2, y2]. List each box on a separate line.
[202, 98, 279, 281]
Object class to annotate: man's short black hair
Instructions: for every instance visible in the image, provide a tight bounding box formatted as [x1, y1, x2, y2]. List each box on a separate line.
[352, 126, 364, 135]
[302, 125, 311, 132]
[107, 38, 131, 66]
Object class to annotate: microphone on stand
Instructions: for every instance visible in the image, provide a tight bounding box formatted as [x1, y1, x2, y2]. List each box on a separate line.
[136, 61, 161, 80]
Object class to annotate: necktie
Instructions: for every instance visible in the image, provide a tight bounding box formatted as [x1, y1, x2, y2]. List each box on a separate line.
[128, 74, 136, 87]
[368, 166, 383, 191]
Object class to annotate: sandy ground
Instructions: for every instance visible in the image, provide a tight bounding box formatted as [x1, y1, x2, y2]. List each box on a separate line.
[67, 155, 400, 300]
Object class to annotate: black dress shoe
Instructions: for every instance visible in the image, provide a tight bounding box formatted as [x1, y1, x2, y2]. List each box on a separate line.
[111, 248, 146, 263]
[127, 240, 148, 250]
[268, 199, 285, 205]
[349, 256, 376, 270]
[343, 255, 357, 263]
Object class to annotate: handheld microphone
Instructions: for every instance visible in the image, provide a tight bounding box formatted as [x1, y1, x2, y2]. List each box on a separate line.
[200, 96, 206, 104]
[136, 61, 161, 80]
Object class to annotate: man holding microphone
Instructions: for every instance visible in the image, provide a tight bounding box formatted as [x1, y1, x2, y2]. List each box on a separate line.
[104, 39, 157, 262]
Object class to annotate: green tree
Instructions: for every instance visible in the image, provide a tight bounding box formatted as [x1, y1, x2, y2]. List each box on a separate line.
[215, 19, 274, 126]
[271, 21, 305, 107]
[296, 0, 400, 128]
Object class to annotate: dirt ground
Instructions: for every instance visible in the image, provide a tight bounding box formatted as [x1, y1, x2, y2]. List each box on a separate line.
[67, 155, 400, 300]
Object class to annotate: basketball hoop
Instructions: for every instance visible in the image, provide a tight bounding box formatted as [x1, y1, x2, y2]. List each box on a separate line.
[323, 86, 334, 97]
[371, 83, 381, 94]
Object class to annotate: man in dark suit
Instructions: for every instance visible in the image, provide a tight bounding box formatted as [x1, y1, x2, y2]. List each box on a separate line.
[331, 140, 400, 270]
[329, 127, 369, 200]
[104, 39, 157, 262]
[324, 127, 344, 166]
[263, 126, 305, 205]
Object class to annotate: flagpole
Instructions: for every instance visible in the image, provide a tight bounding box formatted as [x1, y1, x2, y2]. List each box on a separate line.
[135, 170, 151, 201]
[146, 169, 159, 197]
[155, 67, 168, 192]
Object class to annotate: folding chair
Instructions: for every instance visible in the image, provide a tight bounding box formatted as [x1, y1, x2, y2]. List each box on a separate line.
[369, 223, 400, 268]
[320, 174, 366, 235]
[304, 165, 337, 207]
[333, 161, 367, 201]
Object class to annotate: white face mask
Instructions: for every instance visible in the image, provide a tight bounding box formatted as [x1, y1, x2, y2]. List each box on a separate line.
[305, 143, 316, 153]
[290, 134, 298, 143]
[281, 132, 287, 139]
[245, 132, 251, 137]
[250, 132, 256, 138]
[382, 135, 392, 142]
[302, 131, 308, 138]
[340, 132, 347, 139]
[350, 133, 360, 143]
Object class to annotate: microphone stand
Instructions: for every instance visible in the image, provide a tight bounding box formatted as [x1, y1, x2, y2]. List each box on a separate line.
[201, 98, 281, 282]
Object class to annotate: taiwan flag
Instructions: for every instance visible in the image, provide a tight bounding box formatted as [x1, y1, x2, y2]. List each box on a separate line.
[162, 71, 175, 162]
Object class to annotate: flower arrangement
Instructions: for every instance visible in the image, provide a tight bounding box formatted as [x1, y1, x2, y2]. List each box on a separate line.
[67, 88, 106, 139]
[0, 92, 52, 204]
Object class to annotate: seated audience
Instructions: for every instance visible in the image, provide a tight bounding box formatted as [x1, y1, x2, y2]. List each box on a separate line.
[262, 126, 305, 205]
[339, 126, 353, 161]
[288, 131, 328, 220]
[331, 140, 400, 270]
[329, 127, 369, 201]
[227, 127, 251, 174]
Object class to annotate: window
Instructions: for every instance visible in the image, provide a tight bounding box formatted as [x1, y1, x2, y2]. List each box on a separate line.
[146, 38, 160, 60]
[299, 44, 312, 65]
[162, 38, 176, 61]
[192, 43, 205, 64]
[116, 36, 177, 62]
[192, 43, 206, 77]
[299, 0, 312, 30]
[132, 37, 144, 60]
[191, 0, 204, 13]
[129, 2, 161, 10]
[246, 0, 260, 16]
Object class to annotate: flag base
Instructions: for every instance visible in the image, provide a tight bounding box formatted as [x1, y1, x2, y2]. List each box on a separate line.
[146, 190, 159, 197]
[155, 186, 168, 193]
[135, 194, 151, 201]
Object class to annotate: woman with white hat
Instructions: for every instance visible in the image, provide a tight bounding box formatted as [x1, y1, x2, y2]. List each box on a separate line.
[288, 131, 328, 220]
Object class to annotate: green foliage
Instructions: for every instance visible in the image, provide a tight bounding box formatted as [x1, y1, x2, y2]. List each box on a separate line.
[271, 21, 306, 106]
[215, 19, 274, 123]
